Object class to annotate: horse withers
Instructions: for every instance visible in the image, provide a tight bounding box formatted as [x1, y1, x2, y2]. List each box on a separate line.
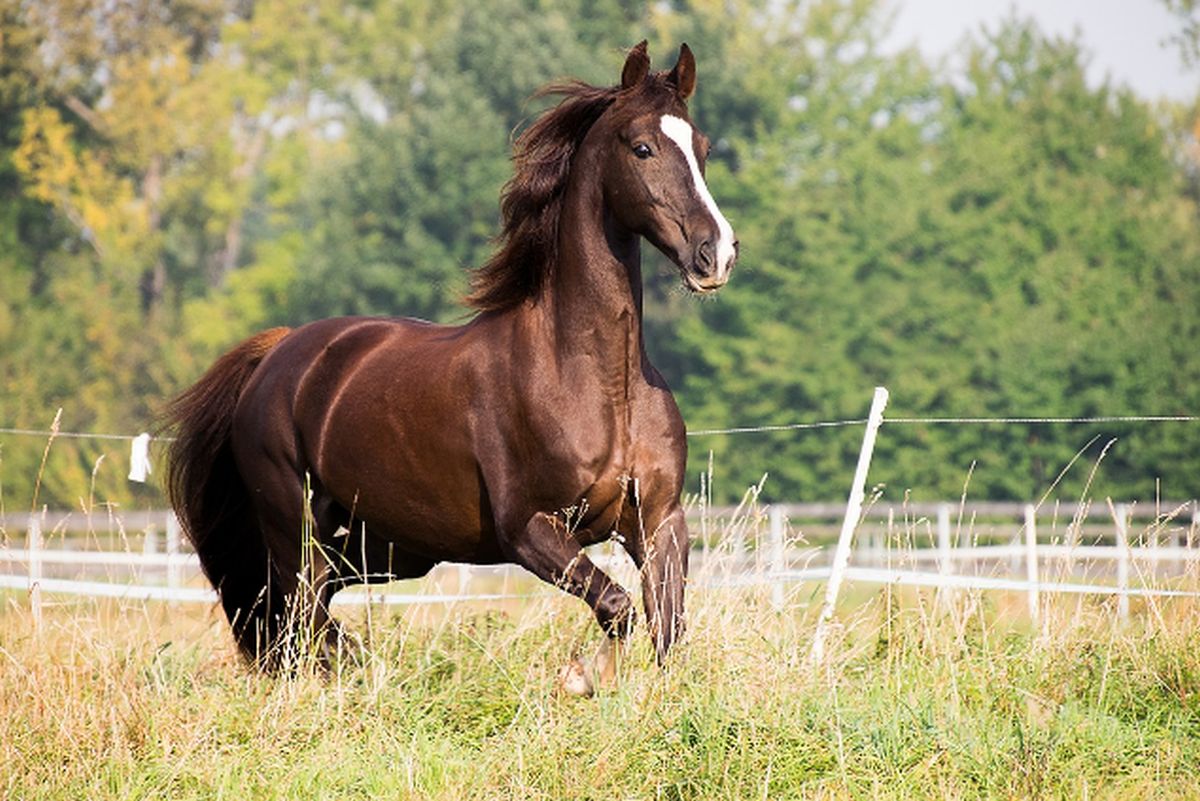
[166, 41, 738, 691]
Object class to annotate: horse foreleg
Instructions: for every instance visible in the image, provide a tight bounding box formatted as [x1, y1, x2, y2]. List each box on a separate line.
[507, 511, 634, 635]
[627, 504, 689, 665]
[503, 511, 633, 695]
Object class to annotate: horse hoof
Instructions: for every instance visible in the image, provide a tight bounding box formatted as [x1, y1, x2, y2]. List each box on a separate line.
[556, 658, 594, 697]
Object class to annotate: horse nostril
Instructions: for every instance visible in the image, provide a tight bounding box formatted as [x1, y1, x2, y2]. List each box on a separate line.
[697, 240, 714, 272]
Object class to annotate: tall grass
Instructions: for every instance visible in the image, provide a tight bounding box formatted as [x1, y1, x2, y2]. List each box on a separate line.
[3, 551, 1200, 799]
[4, 443, 1199, 799]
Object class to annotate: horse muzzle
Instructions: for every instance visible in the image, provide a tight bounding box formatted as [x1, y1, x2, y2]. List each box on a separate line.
[683, 236, 737, 294]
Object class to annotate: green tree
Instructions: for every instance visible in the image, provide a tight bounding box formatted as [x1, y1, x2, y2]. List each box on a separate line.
[673, 14, 1200, 503]
[3, 0, 1198, 513]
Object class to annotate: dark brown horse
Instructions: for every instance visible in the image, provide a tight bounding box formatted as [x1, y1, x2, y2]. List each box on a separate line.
[166, 42, 737, 683]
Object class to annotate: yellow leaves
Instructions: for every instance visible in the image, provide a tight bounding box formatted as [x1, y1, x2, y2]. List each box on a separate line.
[13, 106, 148, 265]
[12, 107, 75, 206]
[103, 42, 195, 169]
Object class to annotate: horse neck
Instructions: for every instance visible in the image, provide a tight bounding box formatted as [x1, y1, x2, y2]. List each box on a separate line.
[532, 159, 646, 366]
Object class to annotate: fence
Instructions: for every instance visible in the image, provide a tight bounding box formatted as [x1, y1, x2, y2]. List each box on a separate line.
[2, 388, 1199, 648]
[3, 497, 1198, 620]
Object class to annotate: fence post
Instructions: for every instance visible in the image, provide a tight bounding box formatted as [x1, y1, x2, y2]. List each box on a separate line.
[28, 513, 42, 631]
[935, 503, 953, 610]
[811, 386, 889, 664]
[1024, 504, 1039, 623]
[769, 505, 785, 611]
[869, 526, 883, 566]
[1189, 500, 1198, 549]
[1148, 508, 1160, 577]
[1010, 525, 1021, 572]
[1115, 503, 1130, 622]
[143, 525, 159, 555]
[886, 507, 895, 569]
[936, 503, 953, 576]
[699, 467, 710, 566]
[166, 512, 181, 602]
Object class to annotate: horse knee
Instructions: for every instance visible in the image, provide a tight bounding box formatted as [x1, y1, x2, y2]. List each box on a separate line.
[595, 588, 635, 637]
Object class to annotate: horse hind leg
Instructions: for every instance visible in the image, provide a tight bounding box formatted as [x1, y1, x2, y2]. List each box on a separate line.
[240, 469, 345, 671]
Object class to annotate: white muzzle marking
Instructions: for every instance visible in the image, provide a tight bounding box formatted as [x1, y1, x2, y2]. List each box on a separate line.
[659, 114, 736, 280]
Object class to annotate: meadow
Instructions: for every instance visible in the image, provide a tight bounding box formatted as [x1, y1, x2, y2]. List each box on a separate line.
[4, 551, 1200, 800]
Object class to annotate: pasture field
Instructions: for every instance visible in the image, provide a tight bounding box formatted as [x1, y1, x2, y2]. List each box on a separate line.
[3, 572, 1200, 801]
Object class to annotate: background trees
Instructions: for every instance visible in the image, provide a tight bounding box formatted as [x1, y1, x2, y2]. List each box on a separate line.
[2, 0, 1197, 509]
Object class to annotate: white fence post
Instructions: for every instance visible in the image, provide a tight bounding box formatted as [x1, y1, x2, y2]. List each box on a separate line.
[886, 507, 895, 569]
[1115, 503, 1130, 622]
[1148, 509, 1160, 576]
[936, 503, 953, 576]
[811, 386, 889, 664]
[935, 503, 953, 609]
[1024, 504, 1039, 622]
[28, 513, 42, 631]
[1185, 501, 1195, 551]
[166, 512, 182, 602]
[769, 505, 785, 611]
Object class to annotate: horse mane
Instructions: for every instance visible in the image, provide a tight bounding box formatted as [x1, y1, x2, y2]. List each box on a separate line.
[465, 80, 623, 312]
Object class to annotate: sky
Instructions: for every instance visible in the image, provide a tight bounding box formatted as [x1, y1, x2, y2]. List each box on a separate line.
[882, 0, 1197, 102]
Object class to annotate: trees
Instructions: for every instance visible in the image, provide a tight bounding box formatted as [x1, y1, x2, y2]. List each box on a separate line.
[0, 0, 335, 504]
[673, 13, 1200, 503]
[1, 0, 1197, 509]
[1, 0, 236, 504]
[1163, 0, 1200, 67]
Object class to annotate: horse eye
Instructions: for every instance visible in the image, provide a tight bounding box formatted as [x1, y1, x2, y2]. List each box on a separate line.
[632, 143, 653, 159]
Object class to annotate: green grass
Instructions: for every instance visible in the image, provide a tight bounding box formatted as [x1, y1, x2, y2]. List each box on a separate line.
[3, 575, 1200, 800]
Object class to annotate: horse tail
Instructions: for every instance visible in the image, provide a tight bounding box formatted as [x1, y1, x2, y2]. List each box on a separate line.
[165, 327, 291, 663]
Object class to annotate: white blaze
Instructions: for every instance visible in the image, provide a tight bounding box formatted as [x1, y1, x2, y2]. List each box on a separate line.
[659, 114, 736, 276]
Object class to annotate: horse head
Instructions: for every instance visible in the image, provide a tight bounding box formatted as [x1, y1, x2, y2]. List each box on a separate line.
[598, 41, 738, 294]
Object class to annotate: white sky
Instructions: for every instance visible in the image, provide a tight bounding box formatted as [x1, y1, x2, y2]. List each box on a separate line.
[882, 0, 1197, 102]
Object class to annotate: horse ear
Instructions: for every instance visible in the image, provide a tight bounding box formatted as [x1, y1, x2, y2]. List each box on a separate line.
[667, 43, 696, 100]
[621, 40, 650, 89]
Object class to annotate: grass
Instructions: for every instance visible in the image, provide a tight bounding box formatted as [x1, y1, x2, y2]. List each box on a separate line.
[3, 564, 1200, 800]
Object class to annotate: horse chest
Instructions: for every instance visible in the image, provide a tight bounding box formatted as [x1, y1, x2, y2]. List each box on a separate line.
[537, 382, 676, 534]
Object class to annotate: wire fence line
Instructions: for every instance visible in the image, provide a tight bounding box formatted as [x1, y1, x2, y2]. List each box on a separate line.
[2, 413, 1197, 443]
[689, 414, 1199, 437]
[0, 426, 151, 442]
[688, 419, 868, 436]
[0, 572, 555, 607]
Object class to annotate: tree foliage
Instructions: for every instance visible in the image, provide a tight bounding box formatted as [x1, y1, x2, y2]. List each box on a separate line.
[1, 0, 1198, 509]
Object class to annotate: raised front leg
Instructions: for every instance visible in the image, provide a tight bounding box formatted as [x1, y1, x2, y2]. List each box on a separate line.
[503, 511, 635, 637]
[625, 503, 689, 664]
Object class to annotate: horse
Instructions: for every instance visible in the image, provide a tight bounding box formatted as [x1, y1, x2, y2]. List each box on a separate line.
[165, 41, 738, 689]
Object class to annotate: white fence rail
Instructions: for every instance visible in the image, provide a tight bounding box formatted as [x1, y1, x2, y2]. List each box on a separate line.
[3, 498, 1199, 623]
